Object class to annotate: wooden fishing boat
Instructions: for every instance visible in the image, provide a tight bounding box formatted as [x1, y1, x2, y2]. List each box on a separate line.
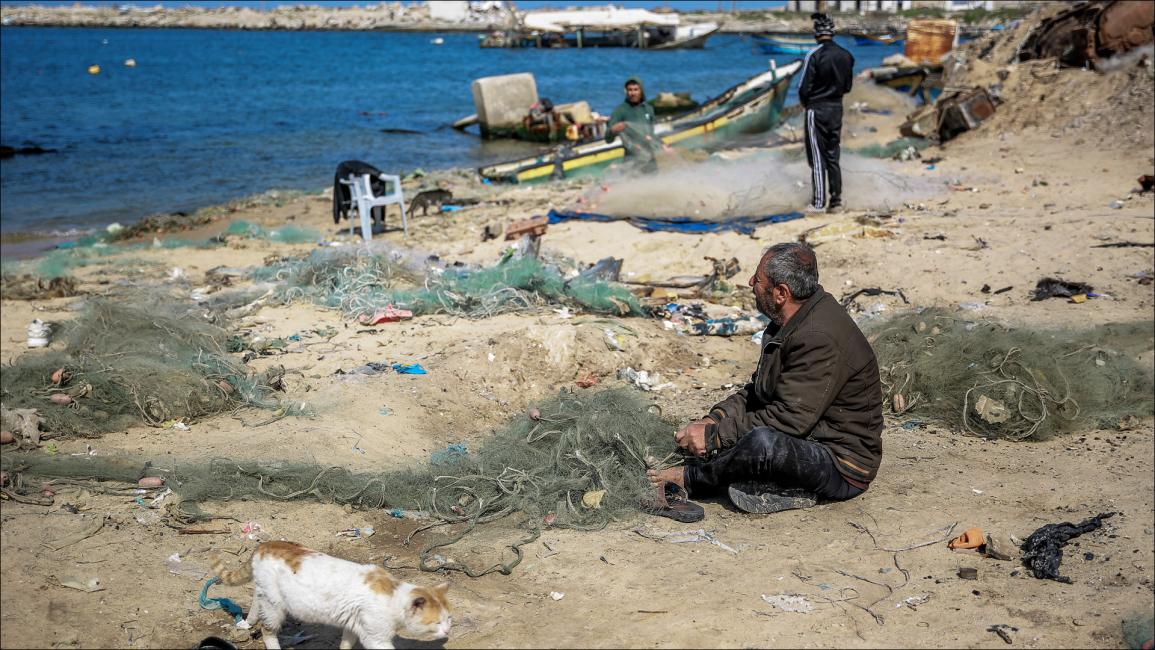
[478, 60, 802, 184]
[867, 64, 944, 105]
[751, 33, 814, 56]
[850, 32, 904, 46]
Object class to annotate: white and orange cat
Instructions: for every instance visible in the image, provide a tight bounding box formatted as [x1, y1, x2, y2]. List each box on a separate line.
[213, 541, 451, 650]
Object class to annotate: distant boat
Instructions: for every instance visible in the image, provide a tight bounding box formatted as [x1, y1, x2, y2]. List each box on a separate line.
[431, 37, 445, 45]
[751, 33, 814, 56]
[482, 8, 719, 50]
[479, 60, 803, 184]
[850, 32, 904, 46]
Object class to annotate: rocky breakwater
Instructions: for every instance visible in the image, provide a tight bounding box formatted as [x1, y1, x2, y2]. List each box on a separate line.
[0, 2, 501, 32]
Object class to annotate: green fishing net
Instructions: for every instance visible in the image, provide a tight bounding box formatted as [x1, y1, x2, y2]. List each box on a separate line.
[0, 300, 293, 438]
[867, 310, 1154, 440]
[250, 247, 644, 320]
[2, 387, 676, 577]
[223, 220, 320, 244]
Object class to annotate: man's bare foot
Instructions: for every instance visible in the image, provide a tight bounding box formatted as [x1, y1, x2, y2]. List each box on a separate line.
[646, 466, 685, 491]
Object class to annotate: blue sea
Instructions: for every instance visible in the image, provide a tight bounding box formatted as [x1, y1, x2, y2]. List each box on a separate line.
[0, 27, 901, 236]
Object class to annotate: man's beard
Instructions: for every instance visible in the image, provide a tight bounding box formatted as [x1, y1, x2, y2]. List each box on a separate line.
[756, 291, 784, 325]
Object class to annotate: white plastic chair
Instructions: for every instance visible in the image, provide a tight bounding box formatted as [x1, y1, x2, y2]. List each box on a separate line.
[341, 172, 407, 241]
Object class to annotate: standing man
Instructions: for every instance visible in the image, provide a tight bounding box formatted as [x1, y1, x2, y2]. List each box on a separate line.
[799, 13, 855, 214]
[606, 77, 665, 174]
[646, 242, 883, 518]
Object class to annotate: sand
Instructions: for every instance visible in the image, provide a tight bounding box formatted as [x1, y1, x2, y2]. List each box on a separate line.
[1, 25, 1153, 650]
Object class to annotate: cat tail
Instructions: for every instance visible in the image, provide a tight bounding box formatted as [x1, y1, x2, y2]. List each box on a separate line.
[211, 553, 253, 585]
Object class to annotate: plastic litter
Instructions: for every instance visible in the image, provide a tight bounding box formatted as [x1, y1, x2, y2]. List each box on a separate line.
[617, 367, 674, 392]
[199, 577, 245, 626]
[760, 593, 814, 613]
[58, 575, 104, 592]
[392, 362, 427, 375]
[1021, 512, 1115, 583]
[336, 526, 375, 539]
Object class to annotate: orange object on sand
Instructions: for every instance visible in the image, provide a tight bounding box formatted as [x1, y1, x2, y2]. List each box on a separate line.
[948, 527, 985, 550]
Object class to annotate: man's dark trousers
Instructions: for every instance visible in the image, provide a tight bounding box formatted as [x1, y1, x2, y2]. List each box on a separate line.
[804, 103, 844, 209]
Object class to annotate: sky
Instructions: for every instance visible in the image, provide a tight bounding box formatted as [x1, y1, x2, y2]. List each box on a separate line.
[0, 1, 790, 11]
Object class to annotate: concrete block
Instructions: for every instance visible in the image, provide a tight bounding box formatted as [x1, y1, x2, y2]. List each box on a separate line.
[472, 73, 538, 136]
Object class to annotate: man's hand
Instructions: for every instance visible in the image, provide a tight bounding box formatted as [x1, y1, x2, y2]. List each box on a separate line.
[611, 122, 627, 134]
[674, 418, 714, 457]
[661, 143, 674, 154]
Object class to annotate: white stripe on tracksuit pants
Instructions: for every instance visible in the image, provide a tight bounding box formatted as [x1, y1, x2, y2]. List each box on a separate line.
[806, 108, 825, 209]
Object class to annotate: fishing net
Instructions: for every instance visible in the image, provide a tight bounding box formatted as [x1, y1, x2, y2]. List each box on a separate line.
[851, 137, 930, 159]
[222, 220, 320, 244]
[0, 300, 295, 439]
[250, 246, 644, 320]
[867, 310, 1154, 440]
[1, 387, 676, 577]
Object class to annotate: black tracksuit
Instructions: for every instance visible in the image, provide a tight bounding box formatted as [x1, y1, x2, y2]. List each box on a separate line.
[798, 40, 855, 209]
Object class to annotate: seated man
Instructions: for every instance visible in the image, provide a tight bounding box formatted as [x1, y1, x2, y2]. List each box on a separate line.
[647, 242, 883, 516]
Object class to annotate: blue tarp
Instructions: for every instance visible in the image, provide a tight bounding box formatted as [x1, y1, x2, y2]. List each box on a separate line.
[546, 208, 805, 235]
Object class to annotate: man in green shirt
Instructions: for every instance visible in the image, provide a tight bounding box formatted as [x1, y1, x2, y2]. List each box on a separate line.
[605, 77, 666, 174]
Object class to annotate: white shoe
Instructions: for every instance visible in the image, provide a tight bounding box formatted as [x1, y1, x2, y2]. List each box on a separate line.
[803, 204, 826, 215]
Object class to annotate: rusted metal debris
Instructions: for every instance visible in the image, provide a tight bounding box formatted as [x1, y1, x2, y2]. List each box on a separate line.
[1018, 0, 1154, 69]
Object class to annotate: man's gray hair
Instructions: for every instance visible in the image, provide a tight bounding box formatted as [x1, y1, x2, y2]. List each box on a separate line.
[762, 242, 819, 299]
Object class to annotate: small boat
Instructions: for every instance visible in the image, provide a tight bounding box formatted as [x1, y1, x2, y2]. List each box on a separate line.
[479, 60, 803, 184]
[851, 32, 904, 46]
[751, 33, 814, 56]
[865, 64, 945, 105]
[483, 8, 719, 50]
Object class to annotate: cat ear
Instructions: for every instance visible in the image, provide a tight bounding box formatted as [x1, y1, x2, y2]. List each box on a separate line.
[433, 582, 450, 597]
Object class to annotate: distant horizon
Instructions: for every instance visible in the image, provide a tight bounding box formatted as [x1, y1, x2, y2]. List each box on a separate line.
[0, 0, 790, 11]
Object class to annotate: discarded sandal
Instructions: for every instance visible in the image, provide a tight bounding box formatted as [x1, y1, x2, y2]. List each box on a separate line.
[728, 481, 818, 514]
[357, 305, 414, 326]
[641, 481, 704, 523]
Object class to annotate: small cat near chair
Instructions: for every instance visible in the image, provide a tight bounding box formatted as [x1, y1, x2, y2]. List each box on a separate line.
[213, 541, 451, 650]
[407, 188, 453, 218]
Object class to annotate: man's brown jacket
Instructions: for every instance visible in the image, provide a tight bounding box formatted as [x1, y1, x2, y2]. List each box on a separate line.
[705, 287, 884, 484]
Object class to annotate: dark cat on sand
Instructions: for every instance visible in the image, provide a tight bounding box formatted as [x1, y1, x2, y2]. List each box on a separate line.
[408, 189, 453, 217]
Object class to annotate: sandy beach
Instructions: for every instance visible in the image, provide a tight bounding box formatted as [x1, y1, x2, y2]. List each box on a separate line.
[1, 5, 1153, 650]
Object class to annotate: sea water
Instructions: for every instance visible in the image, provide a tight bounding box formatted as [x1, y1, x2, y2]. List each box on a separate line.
[0, 27, 900, 236]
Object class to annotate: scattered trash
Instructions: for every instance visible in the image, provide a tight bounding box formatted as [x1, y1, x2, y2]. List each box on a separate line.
[58, 575, 104, 593]
[581, 490, 606, 510]
[1092, 241, 1155, 248]
[199, 577, 245, 626]
[841, 287, 909, 308]
[617, 367, 674, 392]
[549, 591, 565, 601]
[505, 215, 549, 240]
[392, 362, 427, 375]
[336, 526, 375, 539]
[973, 394, 1010, 424]
[958, 567, 979, 580]
[138, 476, 165, 488]
[760, 593, 814, 614]
[1030, 277, 1093, 301]
[988, 623, 1018, 645]
[241, 521, 262, 541]
[26, 319, 51, 348]
[898, 594, 932, 610]
[430, 443, 468, 465]
[1109, 200, 1126, 210]
[948, 527, 985, 550]
[632, 524, 738, 554]
[1021, 512, 1115, 583]
[357, 306, 414, 325]
[166, 552, 208, 580]
[575, 372, 598, 388]
[984, 533, 1018, 561]
[1139, 175, 1155, 194]
[603, 328, 624, 351]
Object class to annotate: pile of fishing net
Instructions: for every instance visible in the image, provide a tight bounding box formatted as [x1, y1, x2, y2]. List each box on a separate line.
[2, 388, 675, 577]
[0, 300, 292, 440]
[249, 245, 643, 320]
[867, 310, 1154, 440]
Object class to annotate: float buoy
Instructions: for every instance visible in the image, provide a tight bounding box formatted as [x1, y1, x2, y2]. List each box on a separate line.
[124, 58, 136, 67]
[87, 64, 101, 75]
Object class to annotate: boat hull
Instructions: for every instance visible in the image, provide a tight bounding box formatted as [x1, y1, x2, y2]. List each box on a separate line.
[752, 34, 814, 56]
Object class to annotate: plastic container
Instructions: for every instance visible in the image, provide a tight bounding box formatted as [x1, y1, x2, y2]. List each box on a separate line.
[27, 320, 50, 348]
